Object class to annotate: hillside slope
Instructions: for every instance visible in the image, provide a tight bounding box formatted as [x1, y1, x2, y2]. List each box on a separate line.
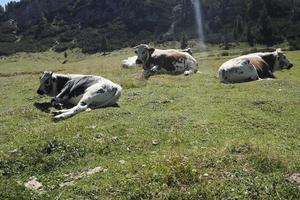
[0, 45, 299, 199]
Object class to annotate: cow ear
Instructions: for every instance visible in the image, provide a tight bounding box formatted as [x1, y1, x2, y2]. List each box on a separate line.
[52, 76, 57, 82]
[148, 48, 155, 55]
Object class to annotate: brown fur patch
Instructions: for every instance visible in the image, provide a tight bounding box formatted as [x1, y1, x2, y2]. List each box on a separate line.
[246, 57, 274, 78]
[154, 49, 187, 60]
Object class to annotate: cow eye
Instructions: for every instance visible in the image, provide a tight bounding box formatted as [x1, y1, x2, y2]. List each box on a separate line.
[45, 79, 50, 85]
[134, 50, 137, 54]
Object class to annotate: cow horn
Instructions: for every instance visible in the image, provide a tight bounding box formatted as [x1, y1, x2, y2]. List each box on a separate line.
[133, 44, 149, 49]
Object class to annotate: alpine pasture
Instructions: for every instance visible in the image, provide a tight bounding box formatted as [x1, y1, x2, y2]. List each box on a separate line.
[0, 43, 300, 199]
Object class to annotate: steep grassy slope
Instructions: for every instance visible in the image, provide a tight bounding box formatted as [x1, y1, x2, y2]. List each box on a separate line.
[0, 44, 299, 199]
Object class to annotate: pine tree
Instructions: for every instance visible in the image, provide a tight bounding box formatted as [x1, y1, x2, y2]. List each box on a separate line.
[101, 36, 108, 55]
[0, 5, 4, 16]
[62, 51, 68, 64]
[233, 15, 244, 42]
[259, 9, 273, 44]
[64, 51, 68, 59]
[290, 0, 298, 22]
[180, 33, 188, 49]
[247, 25, 255, 47]
[247, 0, 265, 19]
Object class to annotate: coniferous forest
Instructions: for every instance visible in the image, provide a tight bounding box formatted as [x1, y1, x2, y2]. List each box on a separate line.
[0, 0, 299, 55]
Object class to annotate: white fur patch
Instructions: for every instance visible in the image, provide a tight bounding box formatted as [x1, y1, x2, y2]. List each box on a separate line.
[122, 56, 139, 68]
[219, 58, 258, 83]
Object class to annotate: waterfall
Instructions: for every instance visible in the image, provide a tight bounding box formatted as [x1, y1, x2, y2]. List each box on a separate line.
[190, 0, 206, 51]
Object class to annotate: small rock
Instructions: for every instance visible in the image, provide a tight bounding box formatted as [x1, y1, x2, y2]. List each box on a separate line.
[119, 160, 126, 164]
[60, 167, 104, 188]
[152, 140, 160, 146]
[87, 125, 97, 129]
[161, 99, 174, 104]
[286, 173, 300, 185]
[203, 173, 209, 177]
[59, 181, 74, 188]
[25, 177, 43, 192]
[112, 136, 119, 142]
[86, 167, 103, 175]
[9, 149, 18, 153]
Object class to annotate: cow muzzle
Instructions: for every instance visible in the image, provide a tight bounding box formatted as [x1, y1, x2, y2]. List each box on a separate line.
[288, 64, 293, 70]
[37, 89, 45, 95]
[136, 59, 143, 65]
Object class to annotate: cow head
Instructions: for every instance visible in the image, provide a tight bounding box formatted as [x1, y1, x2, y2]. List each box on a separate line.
[37, 71, 56, 96]
[134, 44, 155, 68]
[274, 48, 293, 70]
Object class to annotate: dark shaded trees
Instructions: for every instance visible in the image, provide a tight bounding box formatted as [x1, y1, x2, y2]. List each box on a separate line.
[258, 7, 274, 45]
[0, 0, 299, 55]
[100, 36, 108, 54]
[233, 15, 243, 41]
[180, 33, 188, 49]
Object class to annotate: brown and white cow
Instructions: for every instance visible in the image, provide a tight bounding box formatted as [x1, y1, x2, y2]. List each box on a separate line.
[218, 49, 293, 83]
[134, 44, 198, 79]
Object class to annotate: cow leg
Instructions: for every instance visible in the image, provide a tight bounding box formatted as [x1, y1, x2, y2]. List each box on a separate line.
[267, 70, 276, 79]
[53, 102, 88, 120]
[184, 70, 194, 76]
[142, 70, 153, 80]
[150, 65, 159, 72]
[52, 108, 71, 116]
[51, 83, 73, 109]
[183, 58, 198, 76]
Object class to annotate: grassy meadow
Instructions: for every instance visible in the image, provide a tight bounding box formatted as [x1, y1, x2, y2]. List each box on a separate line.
[0, 43, 300, 199]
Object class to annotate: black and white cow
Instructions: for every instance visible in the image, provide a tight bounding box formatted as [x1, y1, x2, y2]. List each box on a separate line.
[134, 44, 198, 79]
[37, 71, 122, 120]
[218, 49, 293, 83]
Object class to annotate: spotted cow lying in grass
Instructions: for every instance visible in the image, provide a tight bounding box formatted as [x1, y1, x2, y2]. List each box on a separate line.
[218, 49, 293, 84]
[134, 44, 198, 79]
[37, 71, 122, 120]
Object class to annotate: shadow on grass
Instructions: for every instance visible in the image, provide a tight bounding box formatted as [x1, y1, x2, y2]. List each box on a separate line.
[34, 102, 52, 113]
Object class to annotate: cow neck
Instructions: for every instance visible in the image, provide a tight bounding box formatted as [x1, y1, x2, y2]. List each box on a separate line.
[55, 75, 71, 95]
[260, 53, 276, 72]
[145, 56, 154, 69]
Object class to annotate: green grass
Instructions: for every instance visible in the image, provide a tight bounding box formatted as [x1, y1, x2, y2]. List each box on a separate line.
[0, 44, 299, 199]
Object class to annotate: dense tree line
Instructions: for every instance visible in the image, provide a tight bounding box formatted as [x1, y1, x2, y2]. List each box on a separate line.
[0, 0, 299, 55]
